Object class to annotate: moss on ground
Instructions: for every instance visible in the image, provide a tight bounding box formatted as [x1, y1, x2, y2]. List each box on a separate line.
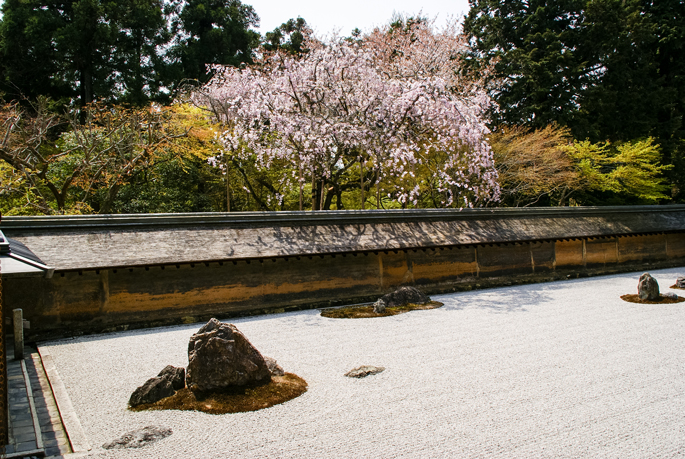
[620, 294, 685, 304]
[129, 373, 307, 415]
[320, 301, 443, 319]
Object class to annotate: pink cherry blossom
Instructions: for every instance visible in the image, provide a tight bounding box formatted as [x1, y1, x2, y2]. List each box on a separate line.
[195, 19, 500, 209]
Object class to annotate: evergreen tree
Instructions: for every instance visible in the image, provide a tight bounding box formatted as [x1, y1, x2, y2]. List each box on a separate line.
[0, 0, 171, 105]
[463, 0, 595, 129]
[169, 0, 260, 84]
[109, 0, 173, 104]
[263, 17, 309, 55]
[464, 0, 685, 201]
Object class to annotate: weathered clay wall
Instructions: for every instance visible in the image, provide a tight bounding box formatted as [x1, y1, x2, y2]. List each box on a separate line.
[4, 231, 685, 340]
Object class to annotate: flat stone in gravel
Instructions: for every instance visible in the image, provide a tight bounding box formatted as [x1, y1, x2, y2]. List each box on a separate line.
[102, 426, 172, 449]
[345, 366, 385, 378]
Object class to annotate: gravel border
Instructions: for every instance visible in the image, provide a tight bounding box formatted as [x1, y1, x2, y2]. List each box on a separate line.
[39, 267, 685, 458]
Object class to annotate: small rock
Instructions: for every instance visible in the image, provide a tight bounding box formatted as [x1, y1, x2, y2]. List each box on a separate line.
[129, 377, 175, 407]
[186, 318, 271, 392]
[158, 365, 185, 390]
[264, 356, 285, 376]
[103, 425, 172, 449]
[129, 365, 185, 407]
[663, 292, 678, 300]
[345, 365, 385, 378]
[373, 299, 386, 314]
[381, 286, 430, 308]
[638, 273, 659, 301]
[676, 276, 685, 288]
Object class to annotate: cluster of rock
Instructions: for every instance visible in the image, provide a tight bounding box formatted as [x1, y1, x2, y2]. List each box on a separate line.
[373, 286, 431, 313]
[129, 318, 284, 407]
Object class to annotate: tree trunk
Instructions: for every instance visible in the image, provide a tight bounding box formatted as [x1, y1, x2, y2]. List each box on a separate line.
[360, 158, 365, 209]
[311, 166, 316, 210]
[298, 161, 303, 211]
[81, 66, 94, 105]
[376, 167, 380, 209]
[226, 176, 231, 212]
[99, 183, 121, 214]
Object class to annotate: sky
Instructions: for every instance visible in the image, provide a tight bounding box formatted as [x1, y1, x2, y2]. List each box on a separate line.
[247, 0, 472, 36]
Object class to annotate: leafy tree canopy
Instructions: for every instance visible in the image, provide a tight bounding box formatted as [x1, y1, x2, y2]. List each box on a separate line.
[263, 17, 309, 55]
[0, 0, 263, 105]
[464, 0, 685, 200]
[168, 0, 261, 85]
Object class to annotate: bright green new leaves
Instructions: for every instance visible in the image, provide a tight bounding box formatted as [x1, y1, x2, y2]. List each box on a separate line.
[567, 138, 672, 202]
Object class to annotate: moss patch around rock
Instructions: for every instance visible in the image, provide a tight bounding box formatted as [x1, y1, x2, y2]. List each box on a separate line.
[129, 373, 307, 415]
[620, 294, 685, 304]
[320, 301, 443, 319]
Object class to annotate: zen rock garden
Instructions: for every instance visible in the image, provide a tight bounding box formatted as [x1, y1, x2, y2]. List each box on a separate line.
[621, 273, 685, 304]
[129, 286, 436, 417]
[128, 318, 306, 415]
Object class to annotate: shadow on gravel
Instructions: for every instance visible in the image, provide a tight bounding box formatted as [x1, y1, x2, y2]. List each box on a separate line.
[440, 285, 556, 313]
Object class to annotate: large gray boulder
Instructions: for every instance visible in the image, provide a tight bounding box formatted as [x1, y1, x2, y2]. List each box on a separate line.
[676, 276, 685, 288]
[381, 286, 430, 308]
[638, 273, 660, 301]
[186, 319, 271, 393]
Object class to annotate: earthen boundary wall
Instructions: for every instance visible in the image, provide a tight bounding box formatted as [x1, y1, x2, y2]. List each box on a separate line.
[2, 206, 684, 339]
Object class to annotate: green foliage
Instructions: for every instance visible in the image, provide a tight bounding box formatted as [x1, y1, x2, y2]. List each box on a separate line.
[263, 17, 309, 55]
[489, 123, 672, 206]
[105, 156, 224, 213]
[567, 138, 672, 202]
[0, 0, 262, 105]
[463, 0, 591, 128]
[0, 99, 191, 214]
[168, 0, 261, 84]
[464, 0, 685, 201]
[109, 0, 173, 105]
[0, 0, 171, 105]
[0, 0, 78, 103]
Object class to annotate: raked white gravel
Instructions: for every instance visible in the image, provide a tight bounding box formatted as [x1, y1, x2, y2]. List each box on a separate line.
[40, 267, 685, 458]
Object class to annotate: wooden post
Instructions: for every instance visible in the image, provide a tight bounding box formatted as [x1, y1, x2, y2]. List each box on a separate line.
[0, 253, 7, 448]
[13, 309, 23, 361]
